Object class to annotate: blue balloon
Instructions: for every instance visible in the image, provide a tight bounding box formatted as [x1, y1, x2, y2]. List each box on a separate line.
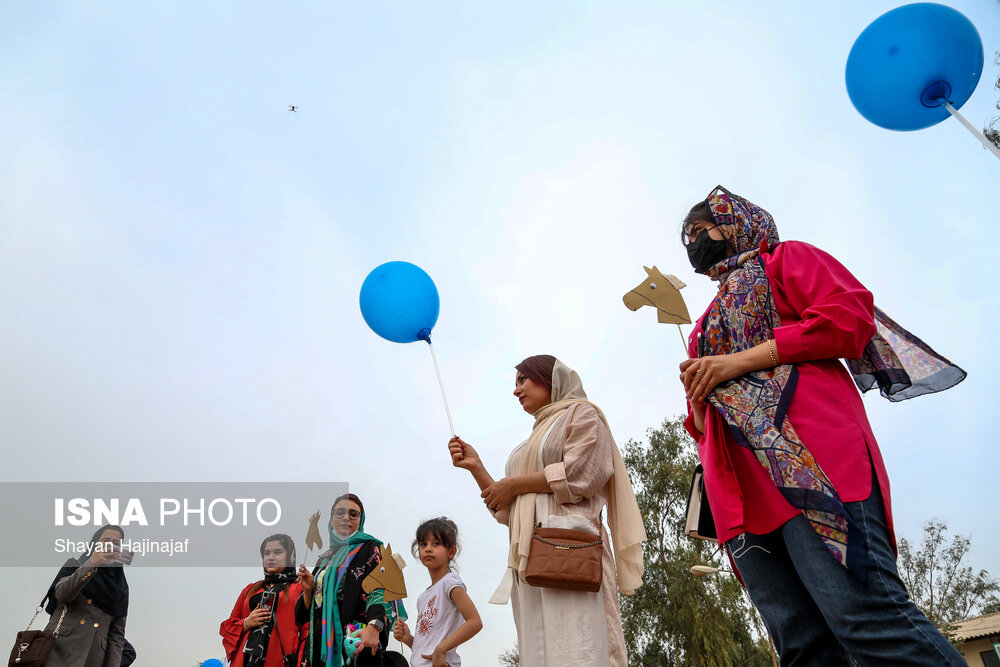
[201, 660, 223, 667]
[846, 3, 983, 131]
[360, 261, 440, 344]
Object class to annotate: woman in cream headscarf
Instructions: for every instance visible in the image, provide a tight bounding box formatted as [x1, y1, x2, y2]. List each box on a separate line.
[449, 355, 645, 667]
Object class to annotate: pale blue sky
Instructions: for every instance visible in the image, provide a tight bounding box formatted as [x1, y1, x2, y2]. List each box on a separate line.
[2, 2, 999, 663]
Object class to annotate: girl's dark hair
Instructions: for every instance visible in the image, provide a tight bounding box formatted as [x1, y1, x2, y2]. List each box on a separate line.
[412, 517, 460, 563]
[680, 200, 715, 241]
[259, 533, 296, 568]
[331, 493, 364, 517]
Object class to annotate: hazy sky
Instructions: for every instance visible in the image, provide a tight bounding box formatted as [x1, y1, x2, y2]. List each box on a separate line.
[2, 1, 999, 664]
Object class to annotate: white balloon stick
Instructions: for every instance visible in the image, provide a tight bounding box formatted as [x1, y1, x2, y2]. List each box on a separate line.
[944, 101, 1000, 160]
[426, 341, 456, 437]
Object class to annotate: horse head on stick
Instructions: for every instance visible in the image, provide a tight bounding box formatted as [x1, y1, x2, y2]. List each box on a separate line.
[623, 266, 693, 354]
[623, 266, 692, 325]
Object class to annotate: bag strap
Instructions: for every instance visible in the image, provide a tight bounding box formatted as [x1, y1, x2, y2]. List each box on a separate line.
[52, 606, 68, 635]
[24, 605, 43, 632]
[268, 592, 300, 667]
[24, 593, 56, 632]
[27, 602, 67, 635]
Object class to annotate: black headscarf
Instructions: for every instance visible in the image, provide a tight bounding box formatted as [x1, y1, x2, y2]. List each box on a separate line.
[243, 534, 298, 667]
[45, 524, 129, 618]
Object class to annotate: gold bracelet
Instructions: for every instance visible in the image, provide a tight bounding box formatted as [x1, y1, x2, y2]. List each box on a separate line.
[767, 339, 779, 366]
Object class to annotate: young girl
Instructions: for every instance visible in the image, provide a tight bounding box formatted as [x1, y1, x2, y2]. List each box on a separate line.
[393, 517, 482, 667]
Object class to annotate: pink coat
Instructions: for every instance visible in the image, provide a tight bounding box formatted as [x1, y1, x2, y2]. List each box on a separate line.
[685, 241, 895, 547]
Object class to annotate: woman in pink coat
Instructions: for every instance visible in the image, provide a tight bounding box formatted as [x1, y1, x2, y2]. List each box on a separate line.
[678, 186, 965, 666]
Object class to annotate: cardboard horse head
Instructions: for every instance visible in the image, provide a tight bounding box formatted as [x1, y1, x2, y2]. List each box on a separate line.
[305, 511, 323, 555]
[622, 266, 691, 325]
[362, 543, 407, 602]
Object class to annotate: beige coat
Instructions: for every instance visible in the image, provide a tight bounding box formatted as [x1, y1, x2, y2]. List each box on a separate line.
[43, 564, 126, 667]
[496, 402, 629, 666]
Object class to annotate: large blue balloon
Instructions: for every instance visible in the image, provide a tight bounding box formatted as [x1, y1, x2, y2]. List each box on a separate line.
[846, 3, 983, 131]
[360, 261, 440, 343]
[201, 660, 223, 667]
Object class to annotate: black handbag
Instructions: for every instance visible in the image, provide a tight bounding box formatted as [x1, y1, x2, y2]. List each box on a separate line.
[684, 464, 717, 541]
[8, 597, 66, 667]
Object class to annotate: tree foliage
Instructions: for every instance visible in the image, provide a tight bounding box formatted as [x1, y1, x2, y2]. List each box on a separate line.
[619, 417, 771, 667]
[896, 518, 1000, 631]
[985, 52, 1000, 149]
[497, 643, 519, 666]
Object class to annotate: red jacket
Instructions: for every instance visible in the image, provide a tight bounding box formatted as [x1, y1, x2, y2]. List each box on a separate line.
[221, 581, 307, 667]
[685, 241, 894, 546]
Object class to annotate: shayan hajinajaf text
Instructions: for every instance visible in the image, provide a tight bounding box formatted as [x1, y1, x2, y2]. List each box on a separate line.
[54, 538, 190, 557]
[53, 497, 281, 527]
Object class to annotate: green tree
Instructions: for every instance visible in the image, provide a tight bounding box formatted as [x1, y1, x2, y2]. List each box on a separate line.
[896, 518, 1000, 635]
[619, 417, 771, 667]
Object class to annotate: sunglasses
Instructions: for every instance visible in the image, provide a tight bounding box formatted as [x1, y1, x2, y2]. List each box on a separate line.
[332, 508, 361, 519]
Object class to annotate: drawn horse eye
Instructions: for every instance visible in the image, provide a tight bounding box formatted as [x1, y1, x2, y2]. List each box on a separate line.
[649, 283, 657, 289]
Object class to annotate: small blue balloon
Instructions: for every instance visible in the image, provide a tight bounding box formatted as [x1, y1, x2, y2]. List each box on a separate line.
[201, 660, 223, 667]
[846, 3, 983, 131]
[360, 261, 440, 344]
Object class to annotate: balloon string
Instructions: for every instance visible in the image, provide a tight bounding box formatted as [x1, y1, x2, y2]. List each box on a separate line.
[943, 101, 1000, 160]
[427, 342, 456, 437]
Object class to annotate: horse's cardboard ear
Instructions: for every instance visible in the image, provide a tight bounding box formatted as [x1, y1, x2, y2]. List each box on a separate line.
[665, 274, 686, 291]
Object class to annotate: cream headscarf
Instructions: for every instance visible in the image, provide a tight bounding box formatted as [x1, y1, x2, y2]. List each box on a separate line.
[506, 359, 646, 595]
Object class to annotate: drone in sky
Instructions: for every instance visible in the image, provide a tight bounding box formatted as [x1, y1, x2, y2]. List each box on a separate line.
[288, 105, 298, 112]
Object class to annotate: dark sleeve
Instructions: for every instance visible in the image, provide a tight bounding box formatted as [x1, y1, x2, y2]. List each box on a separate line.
[103, 616, 126, 667]
[52, 564, 97, 606]
[294, 594, 311, 626]
[119, 639, 136, 667]
[294, 571, 318, 627]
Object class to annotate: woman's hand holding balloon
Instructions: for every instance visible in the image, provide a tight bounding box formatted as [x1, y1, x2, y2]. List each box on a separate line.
[449, 436, 482, 472]
[450, 435, 499, 496]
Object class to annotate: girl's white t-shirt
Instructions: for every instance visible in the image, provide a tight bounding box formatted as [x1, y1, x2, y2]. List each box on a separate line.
[410, 572, 466, 667]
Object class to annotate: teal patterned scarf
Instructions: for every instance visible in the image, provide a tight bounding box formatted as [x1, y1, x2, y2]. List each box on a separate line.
[309, 512, 379, 665]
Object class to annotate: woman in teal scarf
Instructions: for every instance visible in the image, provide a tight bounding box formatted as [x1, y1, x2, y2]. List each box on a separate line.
[296, 493, 391, 666]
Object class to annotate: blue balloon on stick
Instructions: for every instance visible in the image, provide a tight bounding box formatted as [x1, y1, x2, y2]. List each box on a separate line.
[846, 3, 983, 131]
[360, 261, 440, 344]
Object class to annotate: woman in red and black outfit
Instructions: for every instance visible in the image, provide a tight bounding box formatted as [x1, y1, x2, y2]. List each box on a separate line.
[221, 533, 306, 667]
[678, 186, 965, 666]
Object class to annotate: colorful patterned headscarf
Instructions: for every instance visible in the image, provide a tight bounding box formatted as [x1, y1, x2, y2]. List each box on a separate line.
[696, 185, 965, 581]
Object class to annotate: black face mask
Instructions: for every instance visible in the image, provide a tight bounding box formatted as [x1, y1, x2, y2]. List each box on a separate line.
[686, 229, 731, 272]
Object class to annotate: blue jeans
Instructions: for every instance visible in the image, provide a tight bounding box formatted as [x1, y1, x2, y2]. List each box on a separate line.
[727, 475, 964, 666]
